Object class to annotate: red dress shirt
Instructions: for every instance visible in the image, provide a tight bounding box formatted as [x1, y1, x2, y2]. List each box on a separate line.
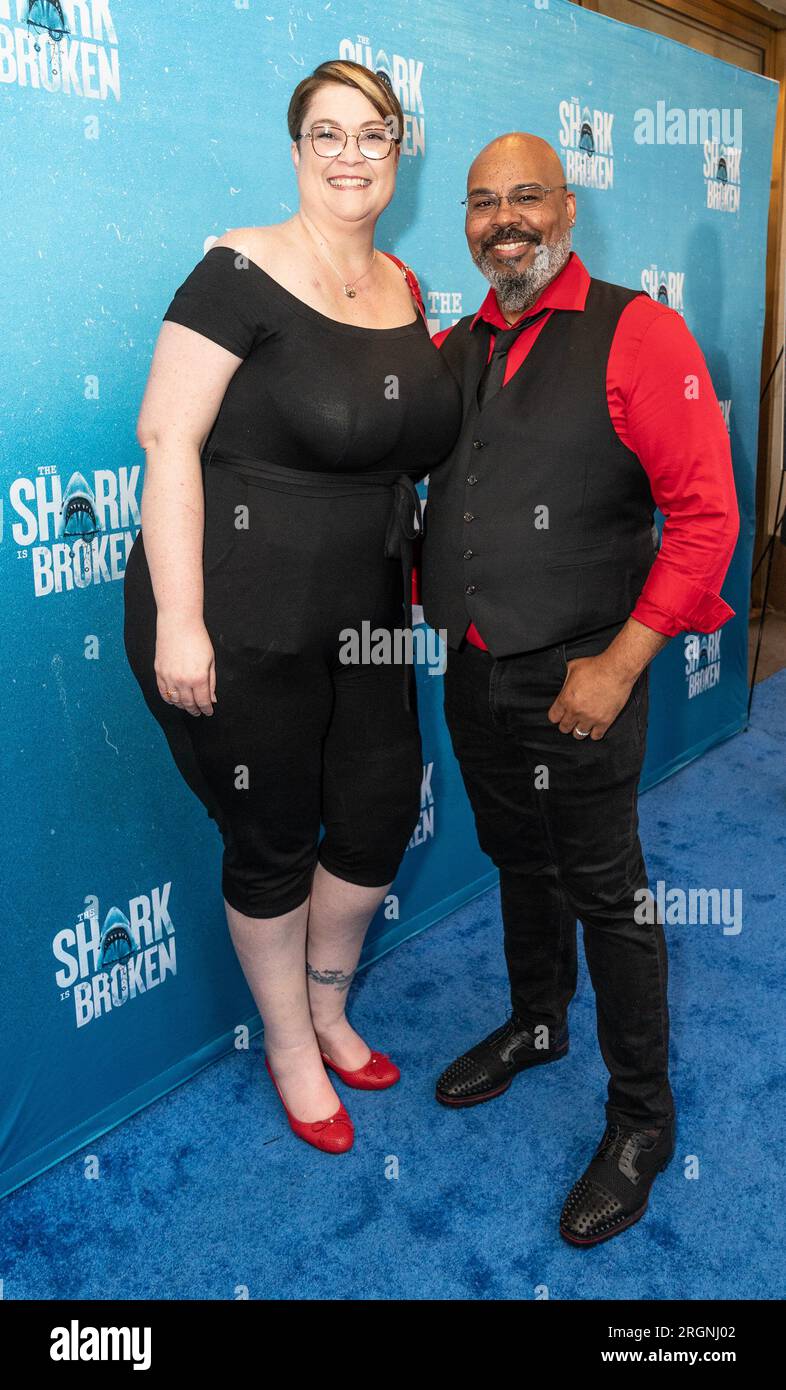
[415, 251, 739, 647]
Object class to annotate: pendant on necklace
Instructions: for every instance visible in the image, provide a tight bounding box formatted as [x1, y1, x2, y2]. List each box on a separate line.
[344, 285, 357, 298]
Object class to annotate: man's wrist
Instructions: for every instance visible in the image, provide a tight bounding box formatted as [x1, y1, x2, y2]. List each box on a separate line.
[599, 618, 671, 684]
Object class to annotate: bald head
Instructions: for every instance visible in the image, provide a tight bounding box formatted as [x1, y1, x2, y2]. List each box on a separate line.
[467, 132, 566, 192]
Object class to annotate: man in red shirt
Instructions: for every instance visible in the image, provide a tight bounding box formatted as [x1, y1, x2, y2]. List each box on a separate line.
[420, 132, 739, 1246]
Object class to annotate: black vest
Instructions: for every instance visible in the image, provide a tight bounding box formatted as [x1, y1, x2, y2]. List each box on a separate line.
[421, 276, 659, 655]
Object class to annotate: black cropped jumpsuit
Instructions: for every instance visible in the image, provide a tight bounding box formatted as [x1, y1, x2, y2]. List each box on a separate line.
[123, 246, 462, 918]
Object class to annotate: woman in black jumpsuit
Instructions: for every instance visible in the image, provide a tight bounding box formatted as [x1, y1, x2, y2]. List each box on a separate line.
[123, 61, 462, 1152]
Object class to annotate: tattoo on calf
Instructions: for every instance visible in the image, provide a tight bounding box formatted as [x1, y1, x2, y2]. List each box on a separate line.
[306, 962, 356, 992]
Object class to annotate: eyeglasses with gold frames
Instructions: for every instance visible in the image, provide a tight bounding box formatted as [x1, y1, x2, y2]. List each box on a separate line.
[297, 122, 400, 160]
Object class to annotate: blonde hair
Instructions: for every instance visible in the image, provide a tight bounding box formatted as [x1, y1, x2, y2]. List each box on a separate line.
[287, 59, 404, 146]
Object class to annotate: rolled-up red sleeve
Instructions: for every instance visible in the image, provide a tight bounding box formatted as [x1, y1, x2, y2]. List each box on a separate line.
[609, 301, 740, 637]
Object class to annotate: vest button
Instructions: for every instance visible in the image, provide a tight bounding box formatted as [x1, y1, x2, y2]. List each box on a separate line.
[463, 549, 474, 560]
[472, 440, 485, 449]
[463, 511, 474, 523]
[465, 583, 477, 595]
[466, 473, 478, 485]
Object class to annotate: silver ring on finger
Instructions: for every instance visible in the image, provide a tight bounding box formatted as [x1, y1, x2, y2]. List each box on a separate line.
[574, 725, 590, 739]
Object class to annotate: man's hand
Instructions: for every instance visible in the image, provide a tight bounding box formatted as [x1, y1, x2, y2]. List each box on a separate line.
[548, 651, 635, 740]
[548, 618, 670, 740]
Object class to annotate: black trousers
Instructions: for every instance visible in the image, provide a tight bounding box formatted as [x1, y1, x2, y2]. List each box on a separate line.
[442, 624, 674, 1130]
[123, 461, 423, 919]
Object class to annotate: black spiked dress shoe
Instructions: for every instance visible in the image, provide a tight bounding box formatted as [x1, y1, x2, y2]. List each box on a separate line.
[435, 1014, 569, 1107]
[559, 1119, 676, 1246]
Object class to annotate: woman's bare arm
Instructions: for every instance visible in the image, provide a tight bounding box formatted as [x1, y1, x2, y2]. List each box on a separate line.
[135, 319, 244, 713]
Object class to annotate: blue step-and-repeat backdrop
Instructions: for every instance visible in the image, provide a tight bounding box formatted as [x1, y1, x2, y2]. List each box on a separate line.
[1, 0, 778, 1197]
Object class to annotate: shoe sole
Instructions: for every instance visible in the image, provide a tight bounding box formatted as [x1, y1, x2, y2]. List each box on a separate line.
[435, 1041, 569, 1108]
[559, 1149, 675, 1247]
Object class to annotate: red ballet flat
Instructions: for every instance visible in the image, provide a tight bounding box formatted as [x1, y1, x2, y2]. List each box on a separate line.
[265, 1057, 354, 1153]
[320, 1049, 400, 1090]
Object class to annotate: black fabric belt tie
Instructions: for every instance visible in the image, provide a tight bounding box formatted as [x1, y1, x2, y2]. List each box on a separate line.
[204, 448, 424, 712]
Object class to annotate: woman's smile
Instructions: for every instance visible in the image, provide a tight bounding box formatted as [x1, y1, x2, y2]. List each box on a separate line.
[326, 175, 372, 189]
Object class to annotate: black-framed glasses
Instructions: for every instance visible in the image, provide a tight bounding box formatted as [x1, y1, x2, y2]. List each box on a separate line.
[461, 184, 568, 217]
[297, 122, 399, 160]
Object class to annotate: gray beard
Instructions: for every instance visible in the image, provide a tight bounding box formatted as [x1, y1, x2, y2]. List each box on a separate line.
[473, 227, 573, 313]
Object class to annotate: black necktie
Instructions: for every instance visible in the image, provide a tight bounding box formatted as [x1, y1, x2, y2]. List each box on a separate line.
[476, 308, 551, 409]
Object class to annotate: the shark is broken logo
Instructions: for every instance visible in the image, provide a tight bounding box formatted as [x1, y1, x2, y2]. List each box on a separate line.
[640, 264, 686, 315]
[407, 761, 435, 851]
[53, 886, 177, 1029]
[703, 140, 742, 214]
[8, 462, 141, 596]
[4, 1, 120, 98]
[684, 630, 722, 699]
[558, 96, 615, 190]
[338, 35, 425, 156]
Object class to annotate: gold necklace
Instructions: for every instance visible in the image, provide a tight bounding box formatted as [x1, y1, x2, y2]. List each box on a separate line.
[298, 212, 376, 298]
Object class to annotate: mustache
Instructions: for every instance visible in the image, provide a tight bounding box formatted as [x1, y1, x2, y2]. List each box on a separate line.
[482, 231, 543, 251]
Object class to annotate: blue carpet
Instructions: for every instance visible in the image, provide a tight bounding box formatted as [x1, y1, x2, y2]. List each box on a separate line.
[3, 673, 785, 1300]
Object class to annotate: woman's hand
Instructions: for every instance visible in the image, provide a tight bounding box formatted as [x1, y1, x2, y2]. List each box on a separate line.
[154, 613, 217, 716]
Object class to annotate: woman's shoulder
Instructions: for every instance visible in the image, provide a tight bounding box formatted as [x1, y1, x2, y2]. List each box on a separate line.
[380, 251, 426, 321]
[161, 228, 282, 356]
[210, 225, 291, 276]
